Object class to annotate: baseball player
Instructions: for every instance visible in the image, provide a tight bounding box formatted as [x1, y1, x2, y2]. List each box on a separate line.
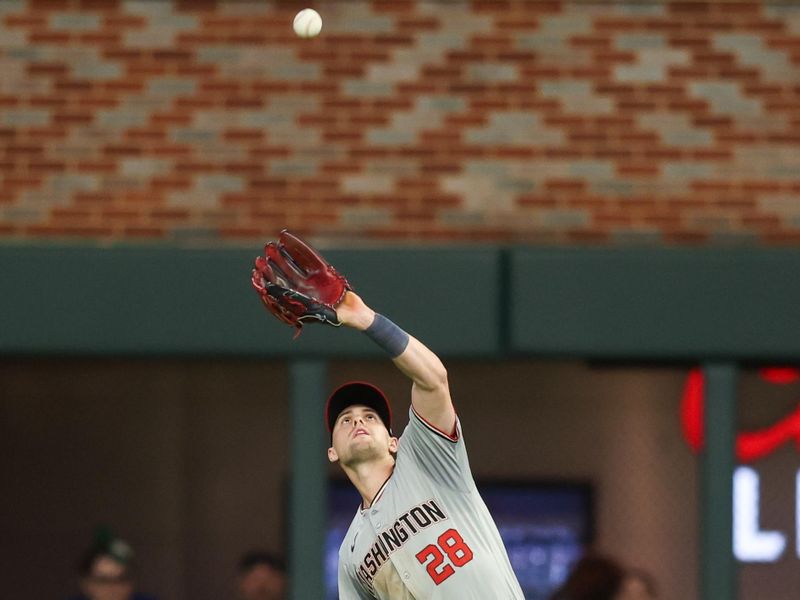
[252, 231, 524, 600]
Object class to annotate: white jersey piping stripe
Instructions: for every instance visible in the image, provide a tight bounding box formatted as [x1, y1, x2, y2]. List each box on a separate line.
[411, 406, 460, 442]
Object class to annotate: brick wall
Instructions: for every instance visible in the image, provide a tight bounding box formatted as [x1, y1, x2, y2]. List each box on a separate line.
[1, 0, 799, 245]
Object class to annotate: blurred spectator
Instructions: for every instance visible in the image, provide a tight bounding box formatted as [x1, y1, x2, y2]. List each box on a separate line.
[549, 553, 657, 600]
[618, 568, 658, 600]
[236, 550, 286, 600]
[67, 527, 156, 600]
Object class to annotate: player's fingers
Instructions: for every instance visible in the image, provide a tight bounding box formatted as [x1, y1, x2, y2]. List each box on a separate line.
[280, 230, 330, 276]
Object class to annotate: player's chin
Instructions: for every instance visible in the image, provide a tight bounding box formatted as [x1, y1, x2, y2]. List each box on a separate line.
[343, 444, 384, 465]
[349, 437, 375, 452]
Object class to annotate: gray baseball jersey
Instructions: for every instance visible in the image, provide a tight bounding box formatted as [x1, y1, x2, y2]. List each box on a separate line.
[337, 407, 524, 599]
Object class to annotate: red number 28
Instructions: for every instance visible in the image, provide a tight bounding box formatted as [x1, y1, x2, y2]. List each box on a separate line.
[415, 528, 474, 585]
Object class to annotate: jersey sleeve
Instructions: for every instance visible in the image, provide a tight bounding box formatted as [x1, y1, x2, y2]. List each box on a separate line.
[395, 406, 474, 492]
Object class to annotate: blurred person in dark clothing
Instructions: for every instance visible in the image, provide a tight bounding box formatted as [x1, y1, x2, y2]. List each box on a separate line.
[550, 553, 657, 600]
[236, 551, 286, 600]
[67, 527, 156, 600]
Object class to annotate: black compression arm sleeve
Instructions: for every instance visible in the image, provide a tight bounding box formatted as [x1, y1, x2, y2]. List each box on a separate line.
[364, 314, 410, 358]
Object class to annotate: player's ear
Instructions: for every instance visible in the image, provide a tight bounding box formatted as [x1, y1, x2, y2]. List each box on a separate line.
[388, 436, 398, 453]
[327, 446, 339, 463]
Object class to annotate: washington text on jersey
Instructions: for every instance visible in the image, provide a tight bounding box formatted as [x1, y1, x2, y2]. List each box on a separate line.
[356, 499, 448, 590]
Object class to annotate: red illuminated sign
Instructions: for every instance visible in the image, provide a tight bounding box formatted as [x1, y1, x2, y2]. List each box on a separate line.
[680, 367, 800, 463]
[680, 367, 800, 562]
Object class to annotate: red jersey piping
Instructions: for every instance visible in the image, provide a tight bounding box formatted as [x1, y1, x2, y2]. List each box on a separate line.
[411, 406, 459, 442]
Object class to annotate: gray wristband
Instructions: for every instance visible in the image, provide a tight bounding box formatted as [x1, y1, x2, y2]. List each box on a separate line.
[364, 314, 410, 358]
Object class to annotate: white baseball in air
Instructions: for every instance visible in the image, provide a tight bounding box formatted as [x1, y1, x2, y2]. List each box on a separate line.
[293, 8, 322, 39]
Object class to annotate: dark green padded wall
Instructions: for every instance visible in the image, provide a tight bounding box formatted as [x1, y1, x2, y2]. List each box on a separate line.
[510, 247, 800, 361]
[0, 246, 502, 357]
[3, 245, 800, 360]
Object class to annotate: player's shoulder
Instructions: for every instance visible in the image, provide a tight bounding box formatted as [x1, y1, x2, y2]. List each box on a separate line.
[405, 405, 460, 443]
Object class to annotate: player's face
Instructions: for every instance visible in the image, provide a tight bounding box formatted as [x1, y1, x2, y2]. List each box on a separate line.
[328, 404, 397, 466]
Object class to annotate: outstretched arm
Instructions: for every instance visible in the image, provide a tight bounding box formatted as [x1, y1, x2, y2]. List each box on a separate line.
[337, 291, 456, 435]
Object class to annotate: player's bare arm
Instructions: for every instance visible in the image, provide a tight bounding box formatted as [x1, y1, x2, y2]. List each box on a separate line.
[337, 291, 456, 434]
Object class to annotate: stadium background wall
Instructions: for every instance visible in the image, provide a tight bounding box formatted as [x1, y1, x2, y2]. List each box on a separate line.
[1, 0, 799, 244]
[3, 1, 800, 599]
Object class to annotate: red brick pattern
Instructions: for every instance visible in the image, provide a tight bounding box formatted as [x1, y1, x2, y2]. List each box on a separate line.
[1, 0, 799, 245]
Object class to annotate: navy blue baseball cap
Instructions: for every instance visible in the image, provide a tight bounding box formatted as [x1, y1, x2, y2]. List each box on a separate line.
[325, 381, 393, 435]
